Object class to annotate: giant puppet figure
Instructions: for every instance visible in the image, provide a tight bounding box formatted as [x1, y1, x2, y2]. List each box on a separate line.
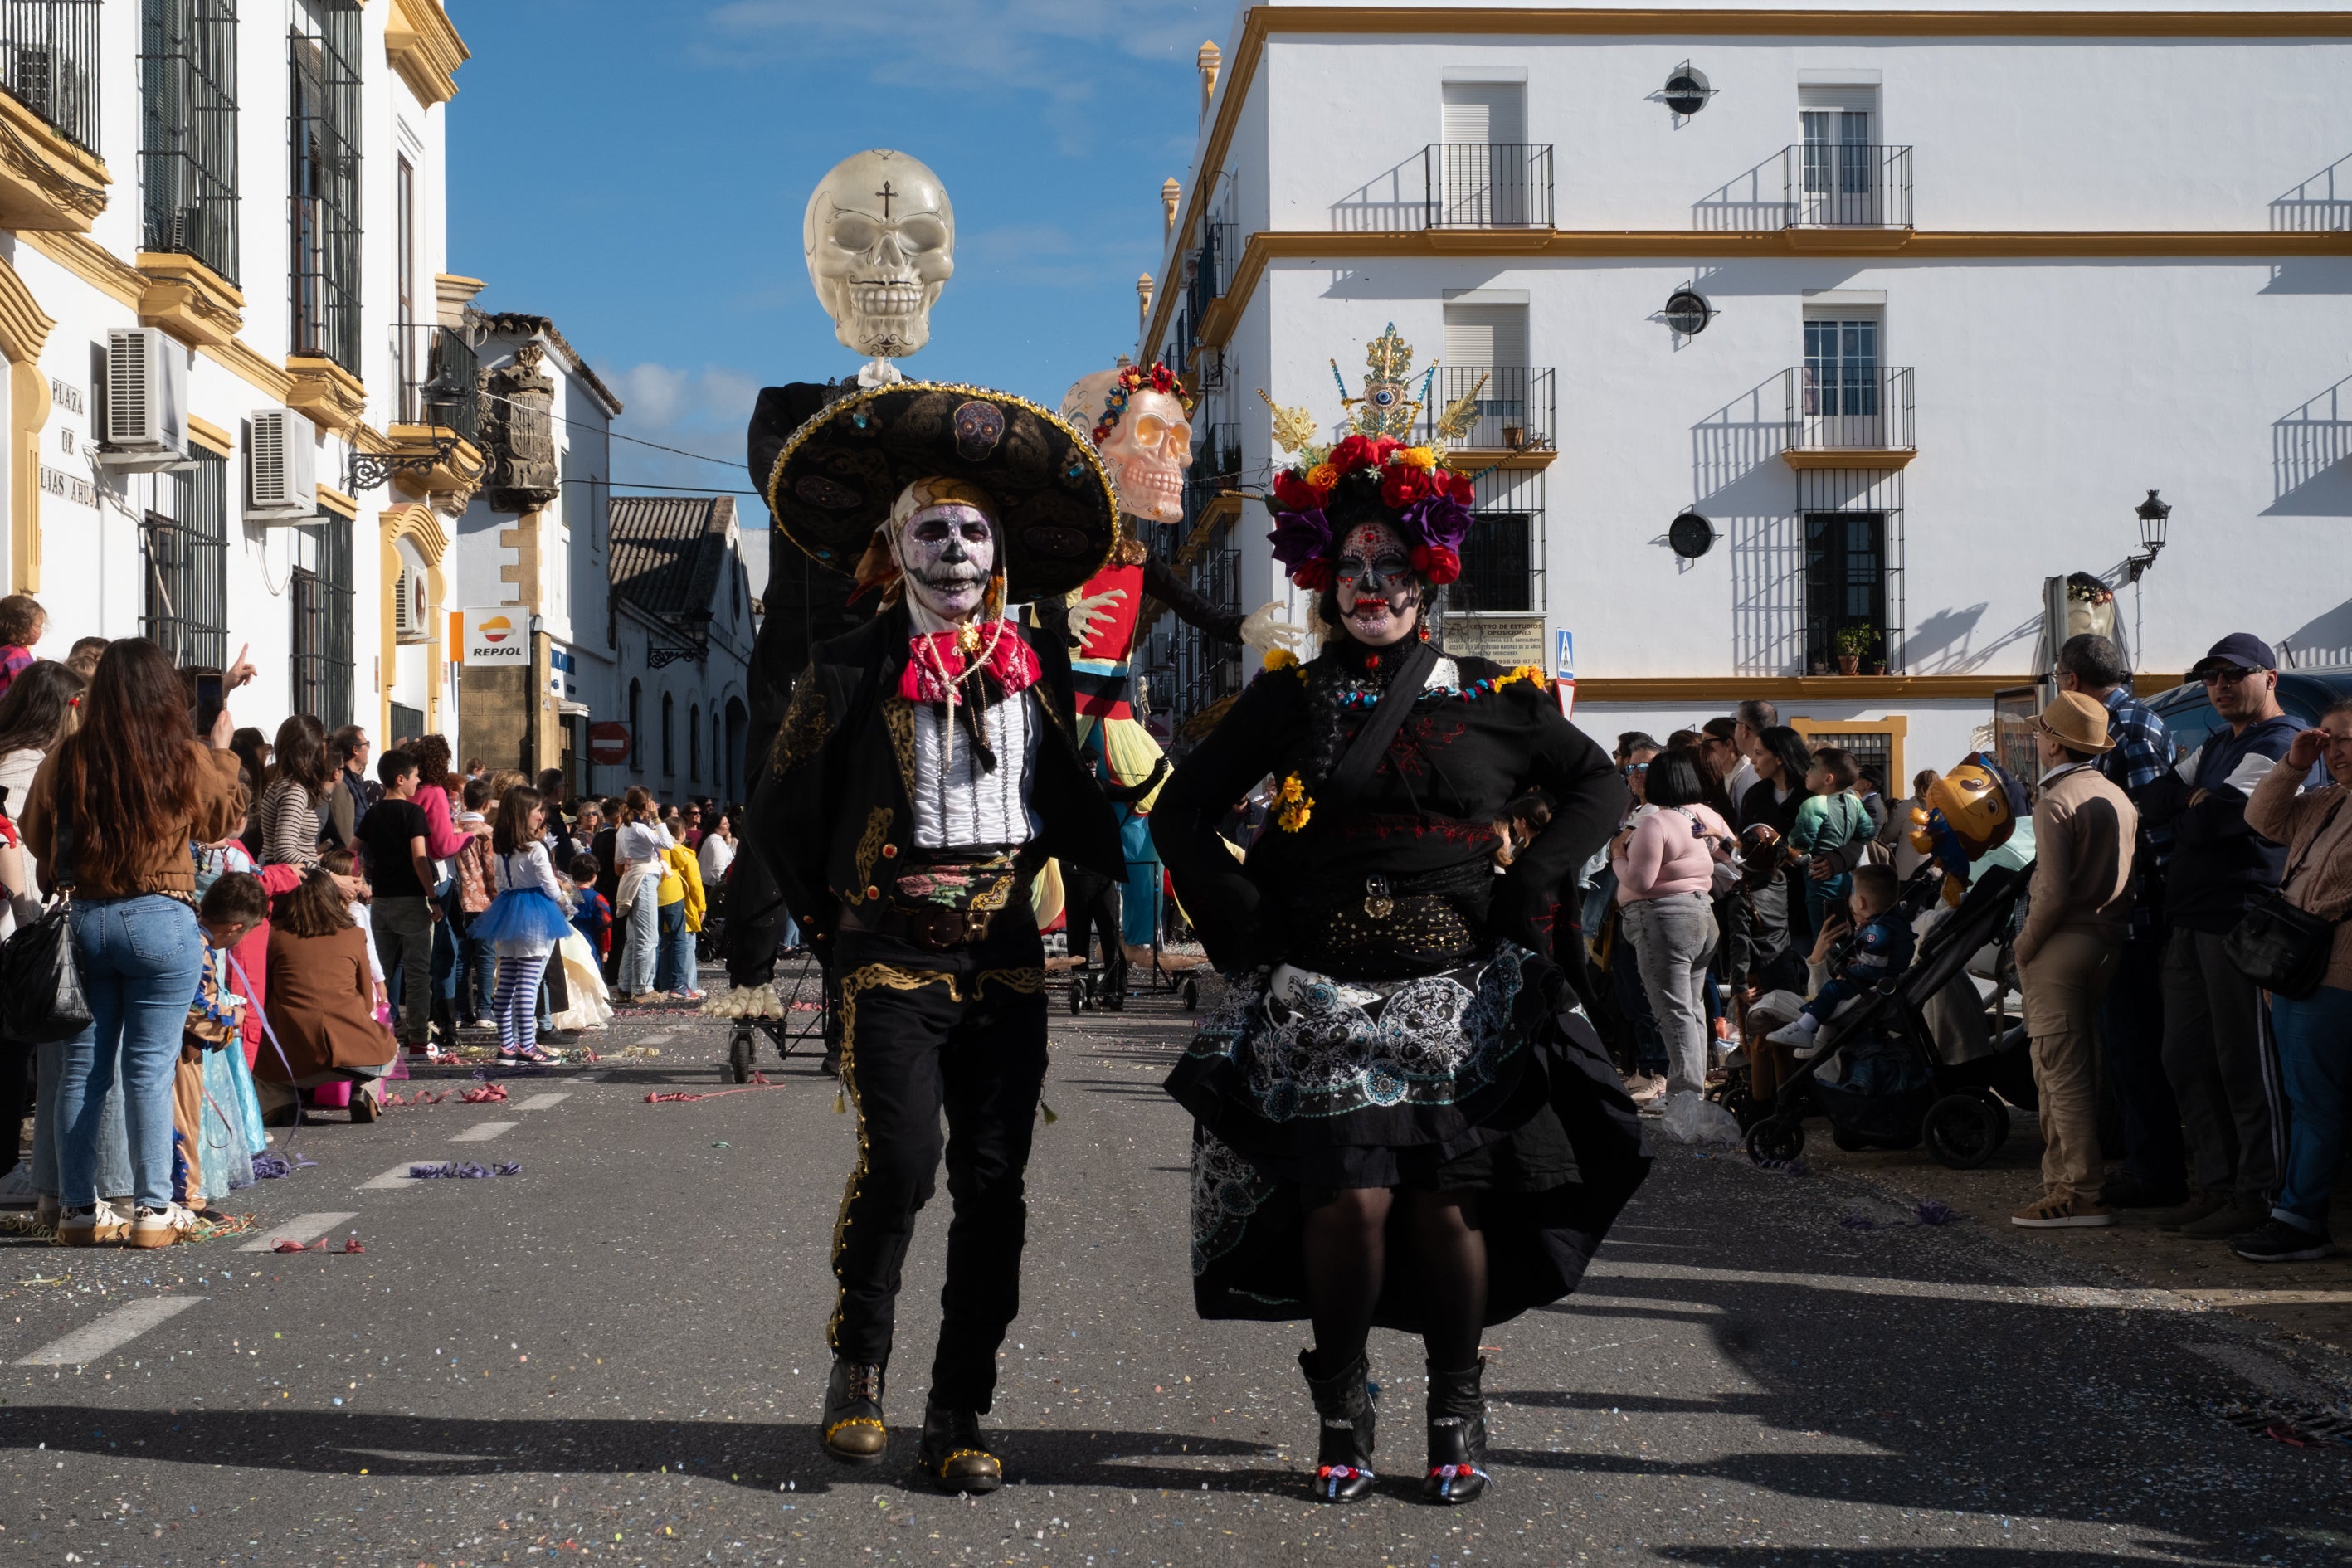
[1049, 363, 1303, 986]
[723, 150, 952, 1015]
[743, 382, 1125, 1491]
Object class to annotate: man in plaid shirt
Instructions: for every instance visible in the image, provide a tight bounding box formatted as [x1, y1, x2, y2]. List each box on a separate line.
[2058, 634, 2184, 1206]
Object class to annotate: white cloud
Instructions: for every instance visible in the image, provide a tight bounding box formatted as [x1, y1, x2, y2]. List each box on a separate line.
[598, 362, 766, 493]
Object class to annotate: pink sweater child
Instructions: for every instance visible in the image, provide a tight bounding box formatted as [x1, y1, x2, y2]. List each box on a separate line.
[1611, 803, 1734, 902]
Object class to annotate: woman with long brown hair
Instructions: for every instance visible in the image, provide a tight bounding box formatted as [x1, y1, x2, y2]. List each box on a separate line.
[403, 732, 480, 1049]
[256, 868, 397, 1118]
[257, 713, 333, 868]
[21, 638, 244, 1248]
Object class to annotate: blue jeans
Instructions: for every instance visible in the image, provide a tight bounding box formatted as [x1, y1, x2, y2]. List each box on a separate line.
[2269, 984, 2352, 1234]
[32, 1037, 132, 1200]
[55, 895, 205, 1210]
[617, 895, 660, 995]
[655, 900, 694, 992]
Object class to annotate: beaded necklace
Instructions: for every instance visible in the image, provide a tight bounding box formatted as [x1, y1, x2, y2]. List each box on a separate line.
[1332, 663, 1547, 711]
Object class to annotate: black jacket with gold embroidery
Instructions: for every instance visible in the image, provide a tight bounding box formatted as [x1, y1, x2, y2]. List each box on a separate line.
[744, 601, 1125, 957]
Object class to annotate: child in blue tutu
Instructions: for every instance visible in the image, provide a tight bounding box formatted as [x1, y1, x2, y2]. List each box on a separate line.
[470, 785, 575, 1061]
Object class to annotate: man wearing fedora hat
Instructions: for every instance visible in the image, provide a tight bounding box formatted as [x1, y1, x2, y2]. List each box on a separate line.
[741, 381, 1127, 1492]
[2011, 691, 2139, 1227]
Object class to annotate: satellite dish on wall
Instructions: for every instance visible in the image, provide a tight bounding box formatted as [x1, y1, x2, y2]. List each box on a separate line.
[1669, 510, 1717, 559]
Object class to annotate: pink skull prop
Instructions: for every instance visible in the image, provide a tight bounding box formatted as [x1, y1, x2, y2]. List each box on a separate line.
[1060, 368, 1194, 524]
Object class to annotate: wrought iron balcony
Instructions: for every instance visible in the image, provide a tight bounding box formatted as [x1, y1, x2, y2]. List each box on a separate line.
[1425, 143, 1554, 230]
[397, 322, 480, 443]
[1185, 222, 1234, 336]
[1781, 142, 1912, 229]
[1421, 366, 1556, 457]
[1783, 364, 1915, 465]
[1, 0, 100, 153]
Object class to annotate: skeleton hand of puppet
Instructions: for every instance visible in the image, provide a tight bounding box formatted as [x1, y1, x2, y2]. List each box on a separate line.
[1064, 587, 1128, 647]
[1239, 602, 1307, 656]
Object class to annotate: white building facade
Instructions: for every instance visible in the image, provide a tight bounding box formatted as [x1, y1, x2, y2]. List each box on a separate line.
[1143, 1, 2352, 782]
[0, 0, 474, 743]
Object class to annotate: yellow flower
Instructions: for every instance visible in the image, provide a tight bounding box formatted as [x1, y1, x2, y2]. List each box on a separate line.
[1264, 648, 1298, 671]
[1278, 796, 1314, 833]
[1305, 463, 1339, 492]
[1398, 446, 1438, 470]
[1278, 773, 1303, 803]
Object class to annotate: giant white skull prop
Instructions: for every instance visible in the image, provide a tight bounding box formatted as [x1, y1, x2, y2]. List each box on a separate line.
[1059, 368, 1193, 524]
[804, 149, 956, 366]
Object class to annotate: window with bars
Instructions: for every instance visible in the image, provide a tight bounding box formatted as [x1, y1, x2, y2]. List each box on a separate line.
[290, 516, 353, 725]
[142, 450, 228, 669]
[140, 0, 239, 283]
[660, 692, 675, 777]
[289, 2, 361, 373]
[1804, 509, 1887, 672]
[1454, 513, 1535, 613]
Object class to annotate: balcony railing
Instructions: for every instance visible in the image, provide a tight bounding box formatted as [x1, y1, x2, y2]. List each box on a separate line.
[1785, 364, 1914, 452]
[1781, 142, 1912, 228]
[1, 0, 100, 154]
[1186, 221, 1234, 335]
[1421, 366, 1556, 453]
[395, 322, 480, 445]
[1425, 143, 1554, 229]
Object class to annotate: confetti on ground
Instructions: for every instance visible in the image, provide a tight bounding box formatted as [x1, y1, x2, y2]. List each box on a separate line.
[1838, 1199, 1963, 1231]
[408, 1161, 522, 1180]
[645, 1075, 777, 1104]
[250, 1152, 317, 1181]
[617, 1045, 664, 1059]
[460, 1083, 510, 1103]
[381, 1091, 450, 1107]
[271, 1235, 363, 1254]
[1747, 1156, 1810, 1177]
[180, 1211, 259, 1244]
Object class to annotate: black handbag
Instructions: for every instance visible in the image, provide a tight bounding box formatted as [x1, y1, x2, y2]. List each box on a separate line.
[0, 802, 91, 1044]
[2223, 793, 2349, 1001]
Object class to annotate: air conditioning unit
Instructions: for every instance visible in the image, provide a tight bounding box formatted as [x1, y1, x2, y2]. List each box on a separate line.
[392, 562, 430, 642]
[246, 407, 319, 523]
[96, 327, 190, 471]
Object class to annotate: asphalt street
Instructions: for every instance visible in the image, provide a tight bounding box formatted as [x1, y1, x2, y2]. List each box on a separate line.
[4, 963, 2350, 1567]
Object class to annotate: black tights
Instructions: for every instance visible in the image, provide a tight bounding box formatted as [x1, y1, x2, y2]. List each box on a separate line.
[1301, 1186, 1487, 1375]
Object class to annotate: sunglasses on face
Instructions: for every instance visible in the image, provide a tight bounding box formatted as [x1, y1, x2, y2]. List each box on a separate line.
[2202, 667, 2263, 685]
[1623, 762, 1649, 775]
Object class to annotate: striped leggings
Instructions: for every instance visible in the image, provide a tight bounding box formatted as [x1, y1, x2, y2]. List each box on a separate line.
[492, 947, 553, 1055]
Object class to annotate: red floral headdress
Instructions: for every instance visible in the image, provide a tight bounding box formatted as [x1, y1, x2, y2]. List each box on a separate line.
[1265, 436, 1476, 592]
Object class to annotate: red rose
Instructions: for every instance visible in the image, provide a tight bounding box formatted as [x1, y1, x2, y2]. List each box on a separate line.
[1327, 434, 1380, 475]
[1292, 558, 1336, 592]
[1379, 464, 1433, 509]
[1371, 437, 1403, 464]
[1412, 545, 1462, 586]
[1440, 469, 1476, 504]
[1271, 470, 1320, 512]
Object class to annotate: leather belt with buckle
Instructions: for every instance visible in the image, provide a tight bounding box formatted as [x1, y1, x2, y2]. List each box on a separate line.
[857, 903, 996, 952]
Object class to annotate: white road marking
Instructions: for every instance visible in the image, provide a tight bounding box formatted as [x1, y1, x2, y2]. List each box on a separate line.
[636, 1031, 675, 1046]
[576, 1072, 607, 1082]
[238, 1211, 360, 1252]
[513, 1093, 569, 1111]
[358, 1163, 423, 1190]
[449, 1121, 518, 1143]
[16, 1297, 202, 1366]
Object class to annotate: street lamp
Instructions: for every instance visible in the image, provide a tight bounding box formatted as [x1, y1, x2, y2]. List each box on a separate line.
[2126, 489, 2170, 582]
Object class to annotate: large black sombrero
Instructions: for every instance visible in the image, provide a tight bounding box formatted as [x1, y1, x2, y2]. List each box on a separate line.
[751, 382, 1117, 601]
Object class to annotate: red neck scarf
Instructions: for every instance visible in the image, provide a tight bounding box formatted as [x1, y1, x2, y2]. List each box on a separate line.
[899, 621, 1042, 706]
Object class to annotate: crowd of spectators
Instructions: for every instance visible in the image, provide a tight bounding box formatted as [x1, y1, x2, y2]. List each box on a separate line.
[0, 596, 743, 1249]
[1583, 631, 2352, 1264]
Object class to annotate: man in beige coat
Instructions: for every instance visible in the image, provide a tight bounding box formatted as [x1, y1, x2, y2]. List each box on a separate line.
[2013, 691, 2140, 1226]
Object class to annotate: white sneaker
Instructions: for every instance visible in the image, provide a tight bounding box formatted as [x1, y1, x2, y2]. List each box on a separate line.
[57, 1199, 129, 1245]
[128, 1202, 199, 1250]
[1765, 1019, 1818, 1049]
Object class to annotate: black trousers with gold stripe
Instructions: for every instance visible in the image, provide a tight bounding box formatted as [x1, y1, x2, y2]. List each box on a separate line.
[827, 919, 1048, 1411]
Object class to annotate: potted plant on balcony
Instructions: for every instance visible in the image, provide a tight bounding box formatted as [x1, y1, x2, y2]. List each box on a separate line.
[1831, 623, 1876, 676]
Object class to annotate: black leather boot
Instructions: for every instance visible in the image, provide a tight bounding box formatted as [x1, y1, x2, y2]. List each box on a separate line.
[1299, 1347, 1377, 1503]
[821, 1357, 889, 1463]
[916, 1402, 1003, 1493]
[1422, 1358, 1490, 1504]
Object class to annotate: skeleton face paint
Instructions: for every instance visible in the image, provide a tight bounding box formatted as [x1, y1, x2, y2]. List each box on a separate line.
[1098, 387, 1194, 523]
[896, 502, 996, 624]
[1332, 521, 1419, 646]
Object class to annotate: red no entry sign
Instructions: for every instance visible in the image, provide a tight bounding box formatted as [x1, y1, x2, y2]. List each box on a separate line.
[587, 721, 631, 766]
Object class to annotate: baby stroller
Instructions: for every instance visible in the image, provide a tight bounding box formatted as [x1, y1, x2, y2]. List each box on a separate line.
[1741, 860, 2038, 1170]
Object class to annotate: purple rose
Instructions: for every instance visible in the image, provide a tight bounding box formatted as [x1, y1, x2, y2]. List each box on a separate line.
[1267, 505, 1334, 571]
[1395, 494, 1474, 558]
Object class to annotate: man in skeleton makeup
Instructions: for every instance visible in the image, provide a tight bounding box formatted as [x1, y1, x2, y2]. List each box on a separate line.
[744, 383, 1124, 1492]
[1043, 362, 1304, 997]
[1152, 329, 1648, 1507]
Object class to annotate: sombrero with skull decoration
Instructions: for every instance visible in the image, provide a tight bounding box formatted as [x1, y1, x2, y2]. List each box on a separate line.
[751, 382, 1119, 603]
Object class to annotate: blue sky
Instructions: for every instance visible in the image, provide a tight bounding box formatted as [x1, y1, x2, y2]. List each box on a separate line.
[447, 1, 1224, 503]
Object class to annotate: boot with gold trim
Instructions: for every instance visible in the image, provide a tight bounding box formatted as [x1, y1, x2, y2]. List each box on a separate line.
[821, 1357, 889, 1464]
[916, 1402, 1004, 1494]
